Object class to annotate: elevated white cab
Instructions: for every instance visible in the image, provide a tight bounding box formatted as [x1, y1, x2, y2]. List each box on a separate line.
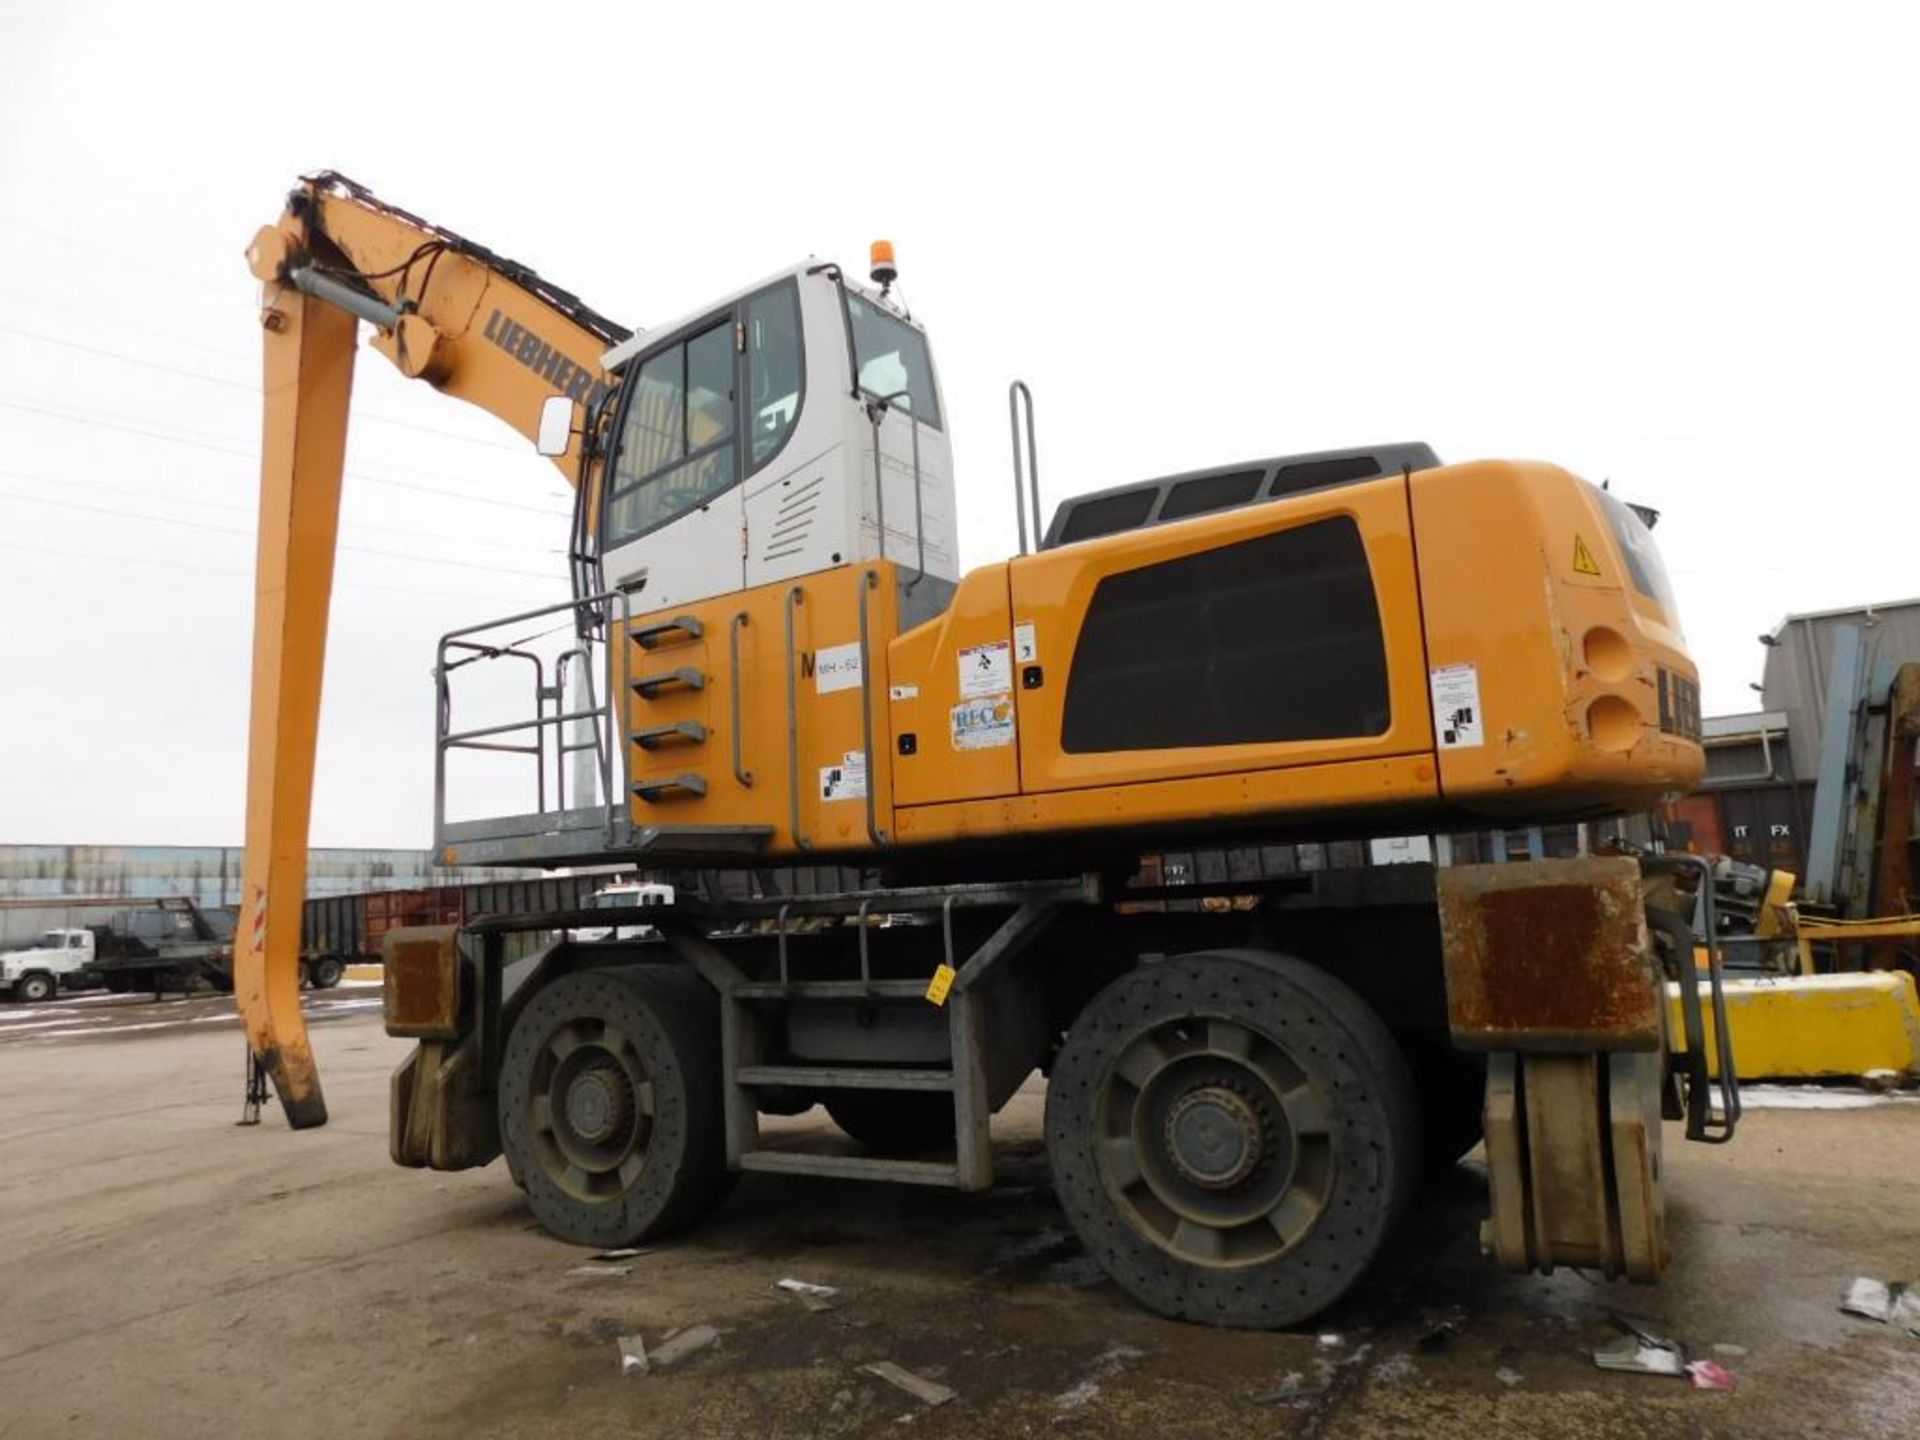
[596, 264, 959, 612]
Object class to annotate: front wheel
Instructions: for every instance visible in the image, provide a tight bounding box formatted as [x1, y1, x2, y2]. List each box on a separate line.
[16, 972, 56, 1004]
[1046, 950, 1416, 1328]
[499, 966, 733, 1249]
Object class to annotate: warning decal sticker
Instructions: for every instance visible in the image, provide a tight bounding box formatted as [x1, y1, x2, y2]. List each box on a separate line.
[819, 750, 868, 801]
[958, 641, 1013, 698]
[951, 694, 1016, 750]
[1013, 622, 1038, 664]
[1430, 663, 1484, 750]
[1572, 535, 1602, 577]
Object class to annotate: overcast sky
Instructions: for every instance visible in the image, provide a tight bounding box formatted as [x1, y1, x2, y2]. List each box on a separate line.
[1, 1, 1915, 847]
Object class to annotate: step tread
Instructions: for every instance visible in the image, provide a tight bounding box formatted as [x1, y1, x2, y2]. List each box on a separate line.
[732, 979, 932, 1000]
[631, 721, 709, 749]
[735, 1064, 953, 1091]
[737, 1151, 960, 1186]
[632, 615, 704, 648]
[632, 667, 706, 697]
[632, 774, 708, 801]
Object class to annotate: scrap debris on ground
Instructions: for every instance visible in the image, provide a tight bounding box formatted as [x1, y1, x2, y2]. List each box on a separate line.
[1842, 1277, 1920, 1335]
[859, 1360, 956, 1407]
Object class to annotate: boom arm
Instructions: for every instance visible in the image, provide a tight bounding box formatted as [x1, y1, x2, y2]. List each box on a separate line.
[237, 172, 626, 1127]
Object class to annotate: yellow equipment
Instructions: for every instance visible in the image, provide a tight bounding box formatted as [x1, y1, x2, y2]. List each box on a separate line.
[238, 173, 1729, 1328]
[1668, 971, 1920, 1082]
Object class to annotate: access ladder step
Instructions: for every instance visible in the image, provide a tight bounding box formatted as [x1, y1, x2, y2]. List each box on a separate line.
[631, 615, 705, 649]
[737, 1151, 961, 1187]
[732, 979, 932, 1001]
[632, 774, 708, 802]
[734, 1065, 954, 1092]
[632, 667, 706, 698]
[631, 720, 709, 750]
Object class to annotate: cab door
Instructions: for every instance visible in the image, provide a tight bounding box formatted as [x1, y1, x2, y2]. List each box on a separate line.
[599, 314, 744, 611]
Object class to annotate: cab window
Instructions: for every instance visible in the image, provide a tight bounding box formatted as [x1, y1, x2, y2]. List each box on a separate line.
[744, 282, 804, 469]
[605, 319, 737, 547]
[845, 291, 941, 429]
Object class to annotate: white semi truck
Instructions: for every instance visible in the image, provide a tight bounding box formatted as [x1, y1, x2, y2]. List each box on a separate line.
[0, 899, 238, 1000]
[0, 929, 100, 1002]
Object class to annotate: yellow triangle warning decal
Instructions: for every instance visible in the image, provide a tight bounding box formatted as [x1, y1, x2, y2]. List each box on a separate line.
[1572, 535, 1602, 576]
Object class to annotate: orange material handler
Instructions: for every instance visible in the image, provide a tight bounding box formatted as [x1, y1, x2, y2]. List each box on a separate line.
[237, 173, 1731, 1328]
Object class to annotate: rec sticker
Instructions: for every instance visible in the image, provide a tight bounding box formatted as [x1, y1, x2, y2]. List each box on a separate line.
[951, 694, 1015, 750]
[1430, 663, 1484, 749]
[957, 641, 1012, 698]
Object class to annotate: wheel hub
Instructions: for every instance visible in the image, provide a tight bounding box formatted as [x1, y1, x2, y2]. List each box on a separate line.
[562, 1061, 633, 1145]
[1092, 1013, 1335, 1267]
[1164, 1084, 1265, 1188]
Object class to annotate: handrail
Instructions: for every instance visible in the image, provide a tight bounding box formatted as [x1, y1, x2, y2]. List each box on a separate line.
[729, 611, 753, 788]
[1641, 851, 1741, 1143]
[783, 584, 809, 850]
[1008, 380, 1041, 554]
[857, 567, 887, 845]
[444, 707, 607, 747]
[865, 397, 892, 565]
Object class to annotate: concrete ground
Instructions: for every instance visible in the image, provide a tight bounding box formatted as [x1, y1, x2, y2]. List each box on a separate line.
[2, 989, 1918, 1440]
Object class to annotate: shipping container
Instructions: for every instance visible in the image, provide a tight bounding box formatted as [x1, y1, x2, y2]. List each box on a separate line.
[1663, 781, 1814, 876]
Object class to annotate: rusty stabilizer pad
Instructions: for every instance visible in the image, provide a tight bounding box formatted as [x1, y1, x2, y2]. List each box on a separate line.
[1438, 857, 1662, 1052]
[391, 1036, 500, 1171]
[383, 924, 464, 1039]
[1481, 1050, 1668, 1281]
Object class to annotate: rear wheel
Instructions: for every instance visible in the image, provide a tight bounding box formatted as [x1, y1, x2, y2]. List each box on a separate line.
[826, 1091, 957, 1156]
[17, 972, 55, 1004]
[499, 966, 733, 1248]
[309, 956, 346, 990]
[1046, 949, 1416, 1328]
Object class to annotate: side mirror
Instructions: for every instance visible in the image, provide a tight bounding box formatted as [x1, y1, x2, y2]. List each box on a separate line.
[536, 395, 574, 457]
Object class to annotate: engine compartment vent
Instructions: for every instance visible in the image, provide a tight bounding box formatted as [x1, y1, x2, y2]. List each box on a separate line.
[1041, 442, 1441, 549]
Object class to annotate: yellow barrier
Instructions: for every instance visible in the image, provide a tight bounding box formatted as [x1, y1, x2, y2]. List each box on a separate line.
[1667, 972, 1920, 1081]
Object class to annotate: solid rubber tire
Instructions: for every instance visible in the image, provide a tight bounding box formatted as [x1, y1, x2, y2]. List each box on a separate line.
[1046, 949, 1417, 1328]
[499, 965, 733, 1248]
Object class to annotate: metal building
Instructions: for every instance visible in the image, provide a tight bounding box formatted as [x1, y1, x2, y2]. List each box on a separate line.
[0, 845, 538, 907]
[1759, 597, 1920, 780]
[1671, 597, 1920, 881]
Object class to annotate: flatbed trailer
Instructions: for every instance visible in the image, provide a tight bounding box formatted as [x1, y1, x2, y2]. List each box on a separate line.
[299, 876, 608, 985]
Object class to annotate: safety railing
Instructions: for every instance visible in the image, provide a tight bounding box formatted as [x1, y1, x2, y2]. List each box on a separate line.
[433, 591, 633, 855]
[1008, 379, 1042, 554]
